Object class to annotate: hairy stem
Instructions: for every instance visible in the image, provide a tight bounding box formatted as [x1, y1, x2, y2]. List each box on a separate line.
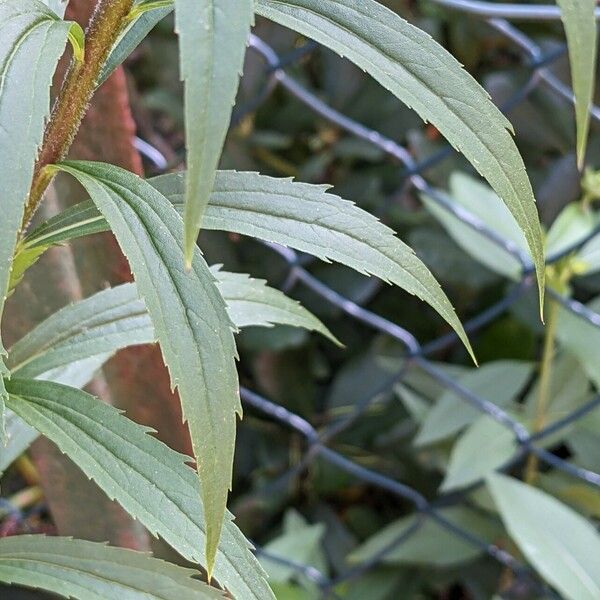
[525, 298, 559, 483]
[23, 0, 135, 229]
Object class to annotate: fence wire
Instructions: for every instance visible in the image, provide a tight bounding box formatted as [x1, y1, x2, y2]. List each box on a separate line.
[2, 2, 600, 599]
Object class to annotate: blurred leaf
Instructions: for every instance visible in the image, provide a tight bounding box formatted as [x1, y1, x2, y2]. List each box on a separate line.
[523, 353, 589, 423]
[5, 378, 273, 599]
[556, 296, 600, 388]
[55, 161, 240, 575]
[488, 473, 600, 600]
[351, 507, 499, 567]
[569, 405, 600, 471]
[577, 233, 600, 275]
[255, 0, 546, 303]
[546, 203, 598, 257]
[557, 0, 598, 167]
[395, 384, 429, 424]
[0, 535, 223, 599]
[540, 472, 600, 519]
[415, 361, 532, 446]
[336, 569, 405, 600]
[441, 416, 515, 491]
[421, 173, 527, 280]
[270, 583, 317, 600]
[261, 511, 326, 583]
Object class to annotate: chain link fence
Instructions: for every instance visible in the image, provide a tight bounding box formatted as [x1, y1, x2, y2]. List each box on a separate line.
[2, 2, 600, 598]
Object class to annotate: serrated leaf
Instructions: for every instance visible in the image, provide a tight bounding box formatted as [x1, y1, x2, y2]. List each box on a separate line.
[415, 360, 532, 446]
[557, 0, 598, 168]
[0, 0, 75, 440]
[24, 171, 473, 357]
[211, 266, 337, 343]
[441, 416, 515, 491]
[8, 283, 154, 380]
[8, 270, 334, 381]
[488, 473, 600, 600]
[175, 0, 254, 265]
[53, 161, 240, 575]
[0, 535, 223, 599]
[254, 0, 545, 307]
[4, 379, 273, 599]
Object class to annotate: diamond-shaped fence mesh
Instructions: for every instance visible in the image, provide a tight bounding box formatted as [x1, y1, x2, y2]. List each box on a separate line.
[3, 2, 600, 598]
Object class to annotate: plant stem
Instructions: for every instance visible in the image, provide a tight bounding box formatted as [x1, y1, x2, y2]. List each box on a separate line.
[525, 298, 560, 483]
[23, 0, 135, 230]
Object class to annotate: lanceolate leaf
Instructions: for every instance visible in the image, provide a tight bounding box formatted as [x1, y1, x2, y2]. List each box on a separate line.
[254, 0, 545, 307]
[3, 273, 333, 475]
[99, 1, 174, 86]
[213, 266, 336, 340]
[4, 379, 273, 599]
[175, 0, 254, 265]
[7, 273, 334, 380]
[0, 535, 223, 600]
[557, 0, 598, 168]
[488, 473, 600, 600]
[0, 0, 76, 439]
[8, 284, 154, 379]
[24, 171, 473, 357]
[53, 160, 239, 575]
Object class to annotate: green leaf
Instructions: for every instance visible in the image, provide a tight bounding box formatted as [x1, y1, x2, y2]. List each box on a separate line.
[0, 409, 37, 477]
[254, 0, 545, 306]
[175, 0, 254, 265]
[556, 296, 600, 389]
[441, 416, 515, 491]
[577, 233, 600, 275]
[40, 0, 69, 17]
[415, 360, 532, 446]
[0, 0, 76, 440]
[53, 161, 240, 575]
[488, 473, 600, 600]
[545, 203, 598, 258]
[211, 266, 337, 343]
[260, 511, 326, 583]
[7, 271, 334, 381]
[557, 0, 598, 168]
[7, 283, 154, 379]
[99, 1, 173, 86]
[350, 506, 499, 567]
[0, 535, 223, 599]
[4, 378, 273, 599]
[421, 173, 528, 280]
[24, 171, 473, 358]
